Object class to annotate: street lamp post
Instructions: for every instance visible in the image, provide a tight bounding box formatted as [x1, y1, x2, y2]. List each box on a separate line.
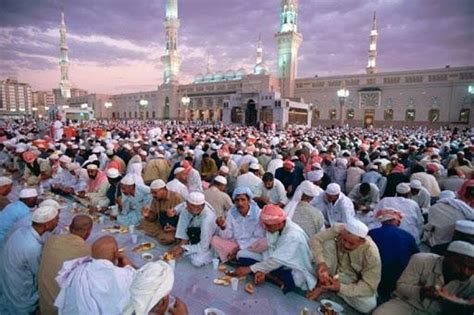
[337, 81, 349, 126]
[181, 95, 190, 122]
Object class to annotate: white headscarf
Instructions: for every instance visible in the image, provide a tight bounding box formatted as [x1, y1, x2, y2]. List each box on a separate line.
[438, 190, 474, 220]
[123, 261, 174, 315]
[127, 162, 145, 186]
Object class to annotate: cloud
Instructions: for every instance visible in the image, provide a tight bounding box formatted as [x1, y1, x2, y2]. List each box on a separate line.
[0, 0, 472, 94]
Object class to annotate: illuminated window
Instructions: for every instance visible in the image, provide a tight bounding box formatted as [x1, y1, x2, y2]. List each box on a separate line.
[384, 109, 393, 121]
[329, 109, 337, 120]
[346, 109, 355, 120]
[405, 109, 416, 121]
[460, 109, 470, 123]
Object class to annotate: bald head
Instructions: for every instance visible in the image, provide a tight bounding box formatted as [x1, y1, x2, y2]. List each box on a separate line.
[69, 215, 93, 240]
[92, 236, 118, 262]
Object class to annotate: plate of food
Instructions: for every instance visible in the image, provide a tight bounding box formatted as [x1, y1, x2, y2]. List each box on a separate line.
[132, 241, 156, 253]
[318, 299, 344, 315]
[161, 252, 174, 262]
[204, 308, 225, 315]
[101, 225, 129, 234]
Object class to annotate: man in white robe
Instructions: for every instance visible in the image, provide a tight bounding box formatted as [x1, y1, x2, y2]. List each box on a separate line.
[312, 183, 355, 227]
[54, 236, 136, 315]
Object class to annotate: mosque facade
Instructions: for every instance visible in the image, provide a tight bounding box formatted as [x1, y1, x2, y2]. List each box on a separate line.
[62, 0, 473, 127]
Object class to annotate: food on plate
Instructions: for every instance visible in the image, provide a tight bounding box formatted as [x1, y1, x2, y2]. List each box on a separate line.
[218, 264, 226, 272]
[245, 283, 254, 294]
[162, 252, 174, 262]
[132, 242, 155, 253]
[142, 253, 154, 262]
[213, 278, 231, 286]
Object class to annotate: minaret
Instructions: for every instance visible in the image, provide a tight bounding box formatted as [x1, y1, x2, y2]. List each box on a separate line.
[254, 34, 269, 75]
[366, 11, 378, 75]
[161, 0, 181, 84]
[206, 52, 212, 75]
[59, 12, 72, 99]
[274, 0, 303, 98]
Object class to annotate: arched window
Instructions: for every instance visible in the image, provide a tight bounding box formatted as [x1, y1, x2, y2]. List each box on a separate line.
[231, 107, 243, 123]
[428, 109, 440, 122]
[405, 109, 415, 121]
[460, 109, 470, 123]
[384, 108, 393, 121]
[163, 97, 170, 119]
[346, 109, 355, 120]
[329, 109, 337, 120]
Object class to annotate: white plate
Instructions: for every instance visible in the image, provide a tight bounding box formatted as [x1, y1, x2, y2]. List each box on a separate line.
[319, 299, 344, 313]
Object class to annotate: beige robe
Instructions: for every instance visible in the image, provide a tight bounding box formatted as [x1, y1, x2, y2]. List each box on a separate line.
[423, 202, 468, 247]
[373, 253, 474, 315]
[310, 224, 381, 313]
[38, 234, 91, 315]
[203, 186, 233, 218]
[142, 158, 171, 184]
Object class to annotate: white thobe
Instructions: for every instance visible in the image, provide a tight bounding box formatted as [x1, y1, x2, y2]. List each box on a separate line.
[312, 192, 355, 227]
[266, 158, 284, 175]
[167, 179, 189, 200]
[409, 187, 431, 214]
[236, 172, 263, 196]
[375, 197, 424, 244]
[187, 168, 203, 193]
[254, 178, 289, 205]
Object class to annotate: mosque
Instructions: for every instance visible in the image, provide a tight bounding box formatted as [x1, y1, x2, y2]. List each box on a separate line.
[60, 0, 473, 127]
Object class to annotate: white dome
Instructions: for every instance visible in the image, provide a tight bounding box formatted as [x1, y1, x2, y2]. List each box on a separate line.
[194, 73, 204, 83]
[236, 68, 247, 77]
[225, 70, 235, 79]
[214, 71, 224, 81]
[254, 62, 269, 75]
[204, 73, 214, 82]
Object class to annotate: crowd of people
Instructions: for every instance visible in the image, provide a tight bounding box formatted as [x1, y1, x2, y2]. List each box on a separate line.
[0, 118, 472, 315]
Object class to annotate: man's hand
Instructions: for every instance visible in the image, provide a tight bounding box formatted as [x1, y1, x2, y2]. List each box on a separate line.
[142, 206, 150, 218]
[234, 266, 251, 278]
[169, 297, 189, 315]
[316, 263, 331, 285]
[420, 286, 440, 301]
[117, 250, 134, 268]
[216, 216, 226, 230]
[321, 277, 340, 292]
[254, 271, 265, 285]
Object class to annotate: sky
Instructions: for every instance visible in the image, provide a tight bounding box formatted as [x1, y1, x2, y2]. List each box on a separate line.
[0, 0, 473, 94]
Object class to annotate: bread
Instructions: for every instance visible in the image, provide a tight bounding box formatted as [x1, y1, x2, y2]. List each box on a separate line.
[218, 264, 226, 272]
[162, 252, 174, 262]
[213, 278, 231, 286]
[245, 283, 254, 294]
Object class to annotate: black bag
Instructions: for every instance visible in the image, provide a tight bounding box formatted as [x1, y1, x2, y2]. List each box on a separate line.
[186, 226, 201, 244]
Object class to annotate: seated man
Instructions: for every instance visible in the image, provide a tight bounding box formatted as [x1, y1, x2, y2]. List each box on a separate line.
[123, 260, 188, 315]
[373, 241, 474, 315]
[104, 167, 122, 207]
[348, 182, 380, 229]
[308, 220, 381, 313]
[430, 219, 474, 256]
[0, 206, 59, 314]
[0, 176, 13, 211]
[312, 183, 355, 227]
[423, 190, 474, 252]
[54, 236, 136, 314]
[368, 208, 419, 302]
[291, 181, 325, 238]
[234, 205, 317, 294]
[203, 175, 233, 218]
[254, 172, 289, 208]
[211, 187, 266, 264]
[168, 192, 217, 267]
[114, 175, 152, 226]
[38, 215, 93, 315]
[409, 179, 431, 215]
[141, 179, 183, 245]
[76, 164, 110, 207]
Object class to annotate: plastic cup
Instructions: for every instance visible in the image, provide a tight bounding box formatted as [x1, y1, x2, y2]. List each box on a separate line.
[98, 216, 105, 224]
[131, 234, 138, 244]
[128, 225, 135, 234]
[231, 277, 239, 291]
[111, 205, 119, 216]
[212, 258, 219, 270]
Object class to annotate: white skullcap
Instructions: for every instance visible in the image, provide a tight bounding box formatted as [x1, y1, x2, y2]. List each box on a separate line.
[121, 175, 135, 186]
[133, 143, 141, 148]
[307, 170, 323, 182]
[150, 179, 166, 190]
[92, 147, 101, 153]
[123, 144, 132, 150]
[300, 181, 319, 197]
[32, 206, 58, 223]
[439, 190, 456, 200]
[19, 188, 38, 198]
[219, 165, 229, 174]
[214, 175, 227, 185]
[79, 145, 87, 150]
[123, 261, 174, 315]
[187, 192, 205, 205]
[106, 168, 120, 178]
[326, 183, 341, 195]
[249, 163, 260, 171]
[59, 155, 72, 163]
[447, 241, 474, 258]
[312, 162, 322, 170]
[369, 164, 378, 171]
[174, 167, 185, 175]
[39, 199, 61, 210]
[86, 164, 98, 170]
[139, 150, 147, 156]
[49, 153, 59, 160]
[106, 149, 114, 155]
[0, 176, 13, 186]
[396, 183, 411, 194]
[345, 219, 368, 238]
[455, 220, 474, 235]
[409, 180, 422, 190]
[71, 144, 79, 149]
